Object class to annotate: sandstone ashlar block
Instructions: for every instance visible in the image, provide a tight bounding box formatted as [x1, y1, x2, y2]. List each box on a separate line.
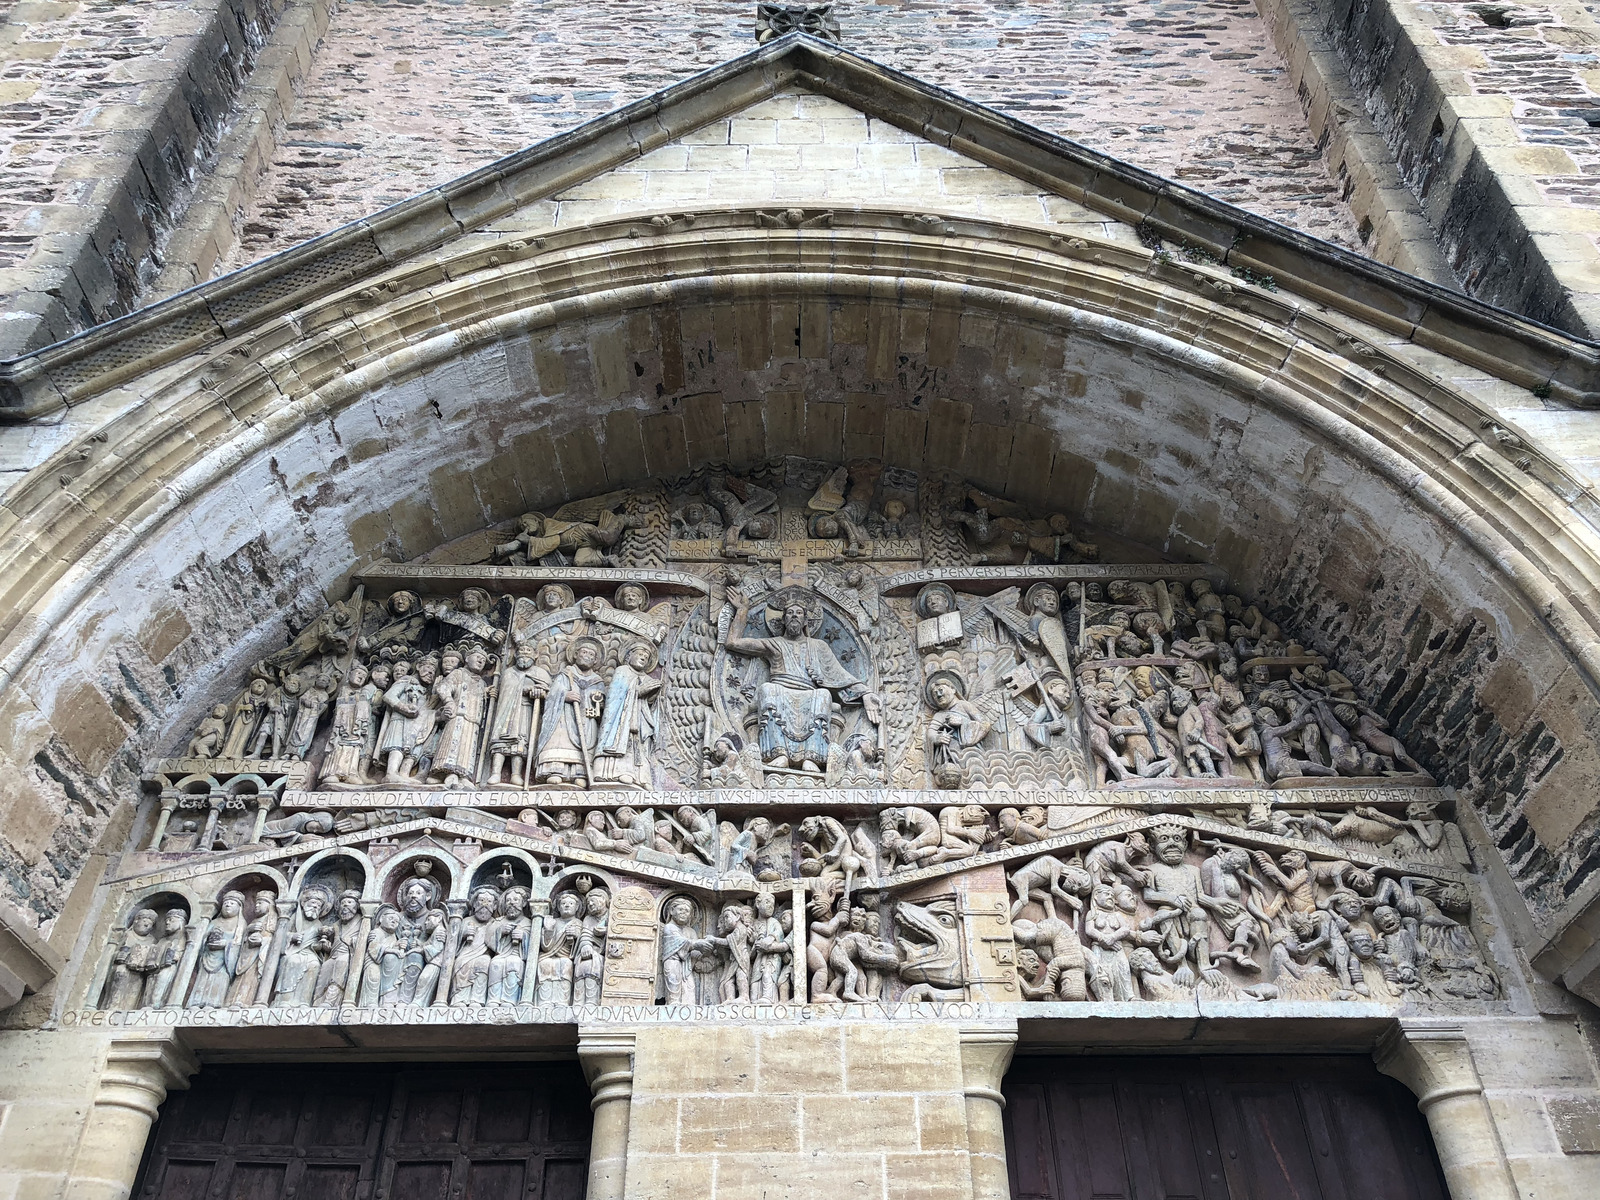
[884, 1150, 975, 1200]
[624, 1152, 716, 1200]
[843, 1023, 964, 1093]
[712, 1151, 886, 1200]
[916, 1093, 971, 1152]
[757, 1026, 845, 1094]
[679, 1094, 801, 1153]
[801, 1094, 919, 1152]
[774, 119, 825, 145]
[632, 1025, 759, 1094]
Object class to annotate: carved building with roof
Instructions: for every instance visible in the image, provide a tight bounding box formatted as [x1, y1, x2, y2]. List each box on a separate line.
[2, 4, 1600, 1199]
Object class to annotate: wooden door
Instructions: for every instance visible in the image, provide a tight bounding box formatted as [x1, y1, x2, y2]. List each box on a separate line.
[1004, 1056, 1447, 1200]
[136, 1063, 590, 1200]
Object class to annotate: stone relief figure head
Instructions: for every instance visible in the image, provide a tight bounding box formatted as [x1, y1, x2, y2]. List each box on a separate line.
[1373, 905, 1402, 935]
[376, 905, 400, 935]
[465, 644, 490, 674]
[624, 641, 656, 673]
[160, 908, 187, 937]
[1041, 674, 1072, 709]
[440, 648, 463, 675]
[755, 892, 775, 919]
[470, 886, 500, 922]
[916, 582, 957, 618]
[299, 886, 333, 919]
[336, 890, 361, 921]
[585, 888, 610, 918]
[537, 584, 576, 612]
[745, 513, 777, 540]
[555, 891, 583, 920]
[1328, 891, 1364, 924]
[388, 590, 420, 619]
[1024, 583, 1060, 617]
[398, 874, 440, 917]
[217, 890, 245, 921]
[680, 501, 707, 527]
[415, 655, 440, 685]
[762, 587, 825, 639]
[128, 908, 159, 938]
[924, 670, 966, 712]
[251, 890, 277, 918]
[346, 663, 368, 688]
[369, 662, 392, 690]
[1150, 824, 1189, 866]
[503, 887, 529, 917]
[615, 583, 650, 613]
[570, 636, 603, 671]
[666, 896, 695, 927]
[459, 587, 492, 615]
[513, 648, 535, 671]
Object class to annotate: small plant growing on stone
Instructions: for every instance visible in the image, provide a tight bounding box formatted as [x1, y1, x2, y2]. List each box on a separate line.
[1230, 265, 1279, 292]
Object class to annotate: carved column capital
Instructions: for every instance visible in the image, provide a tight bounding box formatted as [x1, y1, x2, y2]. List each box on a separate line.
[96, 1032, 199, 1120]
[578, 1026, 636, 1200]
[578, 1025, 637, 1108]
[959, 1021, 1018, 1200]
[1374, 1020, 1516, 1200]
[1374, 1020, 1482, 1110]
[66, 1032, 198, 1200]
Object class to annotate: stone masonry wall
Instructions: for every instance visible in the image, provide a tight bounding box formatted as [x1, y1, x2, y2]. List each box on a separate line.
[221, 0, 1362, 270]
[0, 0, 290, 356]
[1309, 0, 1600, 335]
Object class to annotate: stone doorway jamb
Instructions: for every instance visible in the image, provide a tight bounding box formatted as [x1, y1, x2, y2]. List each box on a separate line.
[960, 1021, 1018, 1200]
[64, 1030, 198, 1200]
[1375, 1019, 1517, 1200]
[578, 1025, 637, 1200]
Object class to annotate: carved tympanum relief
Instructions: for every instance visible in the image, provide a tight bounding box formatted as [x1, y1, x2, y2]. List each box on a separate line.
[80, 458, 1499, 1023]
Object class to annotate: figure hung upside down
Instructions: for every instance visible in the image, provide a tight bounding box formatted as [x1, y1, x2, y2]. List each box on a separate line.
[720, 585, 881, 775]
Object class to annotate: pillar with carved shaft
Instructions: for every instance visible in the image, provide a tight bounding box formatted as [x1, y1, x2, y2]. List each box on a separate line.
[960, 1022, 1018, 1200]
[1375, 1020, 1517, 1200]
[64, 1032, 198, 1200]
[578, 1027, 636, 1200]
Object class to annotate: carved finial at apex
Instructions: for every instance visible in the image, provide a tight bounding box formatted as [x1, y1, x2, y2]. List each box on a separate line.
[756, 4, 842, 44]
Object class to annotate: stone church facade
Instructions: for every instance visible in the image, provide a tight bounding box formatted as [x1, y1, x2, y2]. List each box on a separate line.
[2, 5, 1600, 1200]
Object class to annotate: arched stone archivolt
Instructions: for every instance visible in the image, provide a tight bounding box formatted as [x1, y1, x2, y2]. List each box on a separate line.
[3, 212, 1599, 997]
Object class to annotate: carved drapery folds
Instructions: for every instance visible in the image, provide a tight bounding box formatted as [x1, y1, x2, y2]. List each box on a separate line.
[80, 458, 1504, 1024]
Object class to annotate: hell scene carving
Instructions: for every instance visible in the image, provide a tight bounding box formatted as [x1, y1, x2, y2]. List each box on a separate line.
[83, 459, 1500, 1023]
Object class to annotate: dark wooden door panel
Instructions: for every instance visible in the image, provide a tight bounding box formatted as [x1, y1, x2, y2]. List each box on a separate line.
[1004, 1056, 1447, 1200]
[137, 1064, 591, 1200]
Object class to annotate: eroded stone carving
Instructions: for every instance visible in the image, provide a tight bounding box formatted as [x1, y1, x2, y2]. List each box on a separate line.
[755, 3, 841, 44]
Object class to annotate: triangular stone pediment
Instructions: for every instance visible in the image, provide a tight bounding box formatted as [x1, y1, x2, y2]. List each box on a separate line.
[11, 33, 1592, 414]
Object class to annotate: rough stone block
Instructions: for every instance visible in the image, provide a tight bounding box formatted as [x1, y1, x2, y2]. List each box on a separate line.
[1546, 1095, 1600, 1153]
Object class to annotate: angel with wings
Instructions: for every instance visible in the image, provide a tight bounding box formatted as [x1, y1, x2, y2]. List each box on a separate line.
[493, 490, 642, 566]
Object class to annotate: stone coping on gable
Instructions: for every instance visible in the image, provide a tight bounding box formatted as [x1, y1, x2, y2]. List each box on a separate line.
[4, 34, 1600, 417]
